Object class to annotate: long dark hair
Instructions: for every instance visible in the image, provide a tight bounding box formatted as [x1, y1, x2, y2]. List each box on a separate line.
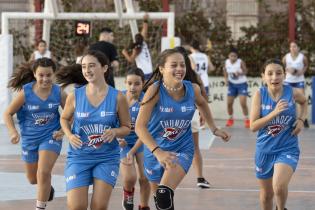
[175, 46, 208, 100]
[8, 58, 56, 91]
[55, 50, 110, 87]
[141, 48, 183, 105]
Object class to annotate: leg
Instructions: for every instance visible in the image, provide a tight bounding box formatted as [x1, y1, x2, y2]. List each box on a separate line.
[273, 163, 294, 210]
[135, 153, 151, 208]
[67, 186, 89, 210]
[258, 178, 274, 210]
[239, 95, 249, 116]
[227, 96, 235, 116]
[37, 150, 58, 202]
[155, 164, 186, 210]
[25, 162, 38, 185]
[90, 178, 113, 210]
[120, 157, 137, 210]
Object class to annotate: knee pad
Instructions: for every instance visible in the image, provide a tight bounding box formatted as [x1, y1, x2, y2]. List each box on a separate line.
[155, 185, 174, 210]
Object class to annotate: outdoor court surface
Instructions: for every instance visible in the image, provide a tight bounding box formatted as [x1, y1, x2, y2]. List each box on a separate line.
[0, 121, 314, 210]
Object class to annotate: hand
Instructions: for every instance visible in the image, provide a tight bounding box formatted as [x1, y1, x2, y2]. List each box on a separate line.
[53, 130, 64, 141]
[10, 130, 20, 144]
[286, 67, 296, 74]
[124, 151, 135, 165]
[291, 119, 304, 135]
[117, 138, 127, 147]
[213, 128, 231, 142]
[102, 128, 116, 143]
[143, 13, 149, 20]
[68, 134, 82, 149]
[154, 149, 178, 170]
[272, 99, 288, 116]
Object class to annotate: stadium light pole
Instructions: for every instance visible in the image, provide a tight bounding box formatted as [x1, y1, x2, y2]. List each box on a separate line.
[288, 0, 296, 42]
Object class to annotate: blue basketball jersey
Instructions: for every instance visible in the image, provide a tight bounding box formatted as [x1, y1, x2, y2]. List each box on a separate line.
[17, 82, 61, 148]
[68, 85, 120, 164]
[147, 80, 195, 151]
[257, 85, 299, 154]
[122, 91, 144, 145]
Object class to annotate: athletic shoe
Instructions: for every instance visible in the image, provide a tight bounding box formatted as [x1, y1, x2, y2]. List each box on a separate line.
[244, 119, 250, 128]
[138, 206, 150, 210]
[275, 207, 288, 210]
[122, 188, 134, 210]
[225, 118, 234, 127]
[48, 186, 54, 201]
[197, 177, 210, 189]
[304, 119, 309, 128]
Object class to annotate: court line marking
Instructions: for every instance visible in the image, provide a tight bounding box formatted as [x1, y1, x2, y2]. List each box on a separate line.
[204, 156, 315, 161]
[203, 165, 315, 170]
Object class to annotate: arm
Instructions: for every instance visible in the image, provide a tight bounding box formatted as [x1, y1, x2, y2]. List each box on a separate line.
[223, 66, 228, 85]
[300, 56, 308, 75]
[208, 57, 215, 73]
[193, 84, 230, 141]
[29, 53, 35, 62]
[60, 92, 82, 148]
[52, 90, 68, 140]
[141, 13, 149, 41]
[291, 88, 307, 135]
[135, 84, 177, 168]
[3, 91, 25, 144]
[249, 90, 288, 132]
[189, 55, 197, 71]
[122, 48, 137, 63]
[240, 60, 248, 75]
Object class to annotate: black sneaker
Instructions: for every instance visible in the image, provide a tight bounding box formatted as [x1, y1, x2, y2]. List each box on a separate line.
[275, 207, 288, 210]
[48, 186, 54, 201]
[304, 119, 309, 128]
[197, 177, 210, 189]
[122, 189, 134, 210]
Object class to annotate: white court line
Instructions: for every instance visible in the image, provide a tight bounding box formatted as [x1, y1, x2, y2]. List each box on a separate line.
[203, 165, 315, 170]
[204, 156, 315, 161]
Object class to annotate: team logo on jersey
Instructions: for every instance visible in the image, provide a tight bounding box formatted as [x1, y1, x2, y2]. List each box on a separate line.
[27, 105, 39, 110]
[261, 104, 273, 110]
[181, 106, 194, 113]
[48, 103, 60, 109]
[32, 113, 55, 125]
[267, 124, 285, 137]
[77, 112, 89, 118]
[160, 120, 191, 141]
[100, 111, 116, 117]
[81, 124, 111, 149]
[87, 134, 105, 148]
[265, 115, 293, 137]
[159, 106, 174, 113]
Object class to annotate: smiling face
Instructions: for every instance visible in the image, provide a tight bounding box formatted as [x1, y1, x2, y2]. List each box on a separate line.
[159, 52, 186, 86]
[125, 74, 143, 98]
[34, 66, 54, 89]
[262, 63, 285, 91]
[81, 55, 108, 83]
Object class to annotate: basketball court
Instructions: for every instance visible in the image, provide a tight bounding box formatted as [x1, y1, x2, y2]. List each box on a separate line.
[1, 121, 314, 210]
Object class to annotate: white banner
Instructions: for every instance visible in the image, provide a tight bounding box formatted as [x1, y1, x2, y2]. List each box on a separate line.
[0, 34, 13, 124]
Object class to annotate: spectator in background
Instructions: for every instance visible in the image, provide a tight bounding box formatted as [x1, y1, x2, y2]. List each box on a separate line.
[89, 27, 119, 88]
[122, 14, 153, 81]
[29, 40, 56, 62]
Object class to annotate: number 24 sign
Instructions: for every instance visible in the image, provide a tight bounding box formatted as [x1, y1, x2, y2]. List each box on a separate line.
[75, 21, 91, 36]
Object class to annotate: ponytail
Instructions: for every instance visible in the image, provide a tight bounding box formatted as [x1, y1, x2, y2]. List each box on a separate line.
[55, 64, 87, 88]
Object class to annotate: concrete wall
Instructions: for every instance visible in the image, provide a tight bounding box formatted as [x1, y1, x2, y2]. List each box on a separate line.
[114, 76, 313, 121]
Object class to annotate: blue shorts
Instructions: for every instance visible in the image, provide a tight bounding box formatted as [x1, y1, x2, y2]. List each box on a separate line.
[255, 149, 300, 179]
[284, 81, 305, 89]
[22, 139, 62, 163]
[120, 144, 144, 159]
[228, 82, 248, 97]
[143, 146, 194, 183]
[204, 86, 209, 96]
[65, 160, 119, 191]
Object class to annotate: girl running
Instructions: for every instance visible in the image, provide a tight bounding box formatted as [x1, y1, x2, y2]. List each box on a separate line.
[250, 59, 307, 210]
[119, 67, 151, 210]
[223, 48, 250, 128]
[3, 58, 67, 210]
[135, 49, 230, 210]
[59, 50, 131, 210]
[282, 41, 309, 127]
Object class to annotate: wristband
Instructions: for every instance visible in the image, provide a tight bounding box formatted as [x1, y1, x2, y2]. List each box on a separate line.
[297, 118, 304, 123]
[151, 146, 160, 154]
